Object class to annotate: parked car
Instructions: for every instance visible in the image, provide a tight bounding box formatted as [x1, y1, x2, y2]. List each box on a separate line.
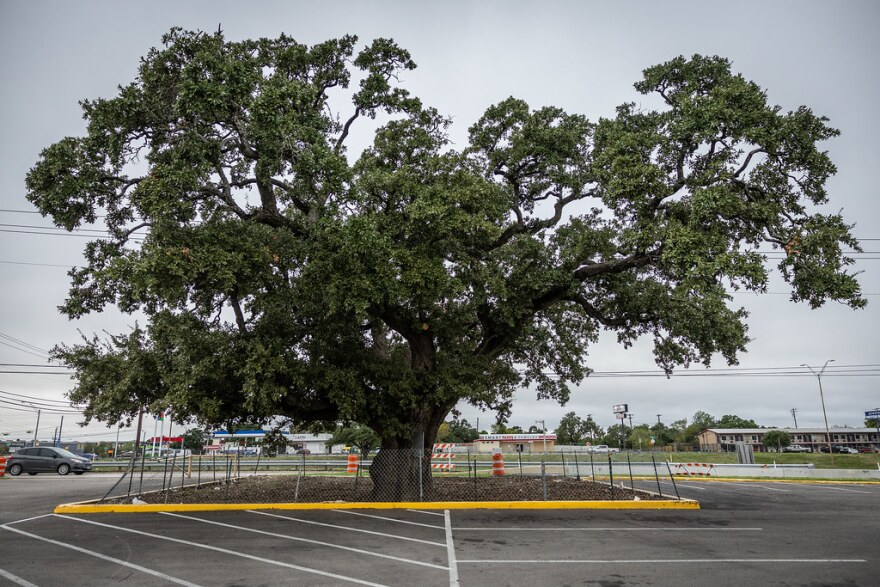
[781, 444, 812, 453]
[819, 445, 856, 454]
[586, 445, 620, 454]
[294, 448, 311, 455]
[858, 446, 880, 453]
[6, 447, 93, 476]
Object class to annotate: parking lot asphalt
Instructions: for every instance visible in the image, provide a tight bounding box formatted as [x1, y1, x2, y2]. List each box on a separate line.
[1, 476, 877, 586]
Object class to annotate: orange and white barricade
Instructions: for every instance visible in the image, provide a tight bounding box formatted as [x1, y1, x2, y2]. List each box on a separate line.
[0, 456, 6, 477]
[671, 462, 716, 477]
[492, 451, 505, 476]
[346, 453, 359, 473]
[431, 443, 456, 471]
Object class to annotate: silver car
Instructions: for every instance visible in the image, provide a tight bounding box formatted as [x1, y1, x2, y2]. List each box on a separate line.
[6, 447, 93, 476]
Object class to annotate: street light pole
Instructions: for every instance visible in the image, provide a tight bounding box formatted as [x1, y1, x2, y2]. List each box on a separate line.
[535, 420, 546, 453]
[790, 408, 798, 429]
[802, 360, 835, 464]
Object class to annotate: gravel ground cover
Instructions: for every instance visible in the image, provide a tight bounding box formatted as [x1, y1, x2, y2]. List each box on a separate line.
[105, 474, 670, 504]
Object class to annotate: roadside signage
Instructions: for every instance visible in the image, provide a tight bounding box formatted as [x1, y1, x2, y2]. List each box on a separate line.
[865, 409, 880, 418]
[612, 404, 628, 414]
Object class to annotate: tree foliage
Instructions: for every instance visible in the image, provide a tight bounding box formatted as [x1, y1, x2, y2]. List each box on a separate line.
[555, 411, 593, 445]
[762, 429, 791, 450]
[716, 414, 759, 428]
[437, 417, 479, 444]
[28, 30, 864, 458]
[326, 422, 379, 457]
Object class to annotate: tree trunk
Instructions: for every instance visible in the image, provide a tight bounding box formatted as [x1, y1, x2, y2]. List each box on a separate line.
[368, 407, 447, 501]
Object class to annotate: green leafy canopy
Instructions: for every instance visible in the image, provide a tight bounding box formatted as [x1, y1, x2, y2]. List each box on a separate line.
[27, 30, 864, 447]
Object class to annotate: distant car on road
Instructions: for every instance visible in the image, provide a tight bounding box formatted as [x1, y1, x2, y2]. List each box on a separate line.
[586, 445, 620, 454]
[6, 447, 93, 476]
[781, 445, 812, 453]
[819, 445, 856, 454]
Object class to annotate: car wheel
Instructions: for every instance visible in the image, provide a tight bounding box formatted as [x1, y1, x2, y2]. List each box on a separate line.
[57, 463, 71, 475]
[8, 463, 23, 476]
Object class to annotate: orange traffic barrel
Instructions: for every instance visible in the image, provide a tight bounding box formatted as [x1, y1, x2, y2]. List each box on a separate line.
[346, 452, 359, 473]
[492, 452, 505, 476]
[0, 456, 6, 477]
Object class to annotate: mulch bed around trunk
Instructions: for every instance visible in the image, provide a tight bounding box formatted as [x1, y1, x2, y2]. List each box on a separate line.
[103, 474, 674, 504]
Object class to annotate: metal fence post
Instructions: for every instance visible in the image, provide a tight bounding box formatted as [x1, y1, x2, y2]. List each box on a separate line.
[608, 454, 614, 500]
[590, 452, 595, 483]
[664, 458, 680, 499]
[652, 455, 664, 497]
[574, 451, 581, 481]
[541, 460, 547, 500]
[627, 454, 634, 491]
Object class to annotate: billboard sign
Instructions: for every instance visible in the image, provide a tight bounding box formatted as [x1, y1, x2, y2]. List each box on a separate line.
[612, 404, 628, 414]
[866, 409, 880, 420]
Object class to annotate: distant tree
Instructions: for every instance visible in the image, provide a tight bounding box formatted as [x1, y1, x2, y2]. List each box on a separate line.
[527, 425, 542, 434]
[601, 423, 628, 448]
[260, 429, 292, 457]
[628, 425, 653, 450]
[326, 423, 379, 458]
[762, 430, 791, 451]
[180, 428, 207, 454]
[691, 411, 716, 429]
[0, 443, 9, 455]
[437, 417, 479, 443]
[716, 414, 759, 429]
[555, 411, 591, 445]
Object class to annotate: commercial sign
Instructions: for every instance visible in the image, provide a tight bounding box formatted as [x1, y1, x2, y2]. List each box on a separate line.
[866, 409, 880, 420]
[612, 404, 628, 414]
[479, 434, 557, 441]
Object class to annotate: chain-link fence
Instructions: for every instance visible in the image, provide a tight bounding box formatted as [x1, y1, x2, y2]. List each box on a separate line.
[96, 449, 683, 504]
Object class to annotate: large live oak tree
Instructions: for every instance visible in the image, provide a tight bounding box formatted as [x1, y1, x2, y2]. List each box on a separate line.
[27, 30, 864, 496]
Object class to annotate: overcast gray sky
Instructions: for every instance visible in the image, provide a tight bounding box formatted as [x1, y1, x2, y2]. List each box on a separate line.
[1, 0, 878, 444]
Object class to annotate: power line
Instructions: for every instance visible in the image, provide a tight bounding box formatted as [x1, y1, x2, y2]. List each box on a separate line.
[0, 389, 73, 405]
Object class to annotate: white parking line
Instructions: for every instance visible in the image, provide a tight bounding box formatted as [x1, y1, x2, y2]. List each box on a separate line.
[444, 510, 459, 587]
[247, 510, 445, 547]
[55, 515, 387, 586]
[452, 527, 762, 532]
[3, 514, 54, 526]
[161, 512, 448, 570]
[671, 482, 709, 491]
[407, 509, 445, 517]
[457, 558, 866, 564]
[0, 524, 202, 587]
[0, 566, 39, 587]
[808, 486, 872, 494]
[333, 509, 444, 529]
[723, 482, 789, 492]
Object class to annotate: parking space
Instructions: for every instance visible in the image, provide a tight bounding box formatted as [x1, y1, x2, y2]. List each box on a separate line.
[1, 481, 877, 586]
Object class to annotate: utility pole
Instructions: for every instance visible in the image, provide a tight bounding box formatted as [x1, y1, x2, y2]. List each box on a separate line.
[657, 414, 662, 425]
[790, 408, 798, 429]
[57, 415, 64, 447]
[802, 360, 835, 464]
[33, 409, 41, 447]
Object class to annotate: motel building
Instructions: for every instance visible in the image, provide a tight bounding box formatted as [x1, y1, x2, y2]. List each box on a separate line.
[476, 433, 557, 454]
[697, 427, 880, 453]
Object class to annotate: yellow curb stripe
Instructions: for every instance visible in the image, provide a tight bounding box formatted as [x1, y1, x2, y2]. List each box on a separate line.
[54, 499, 699, 514]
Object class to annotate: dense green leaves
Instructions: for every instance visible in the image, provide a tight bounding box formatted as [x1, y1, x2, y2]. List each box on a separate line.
[28, 33, 864, 447]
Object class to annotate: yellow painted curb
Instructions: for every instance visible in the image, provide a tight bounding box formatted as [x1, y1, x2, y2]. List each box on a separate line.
[54, 499, 699, 514]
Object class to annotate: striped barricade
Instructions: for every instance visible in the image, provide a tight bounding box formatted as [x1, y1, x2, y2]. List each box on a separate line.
[431, 443, 456, 471]
[671, 462, 717, 477]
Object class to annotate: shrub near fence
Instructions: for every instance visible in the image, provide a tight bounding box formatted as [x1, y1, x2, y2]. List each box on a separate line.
[96, 449, 681, 504]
